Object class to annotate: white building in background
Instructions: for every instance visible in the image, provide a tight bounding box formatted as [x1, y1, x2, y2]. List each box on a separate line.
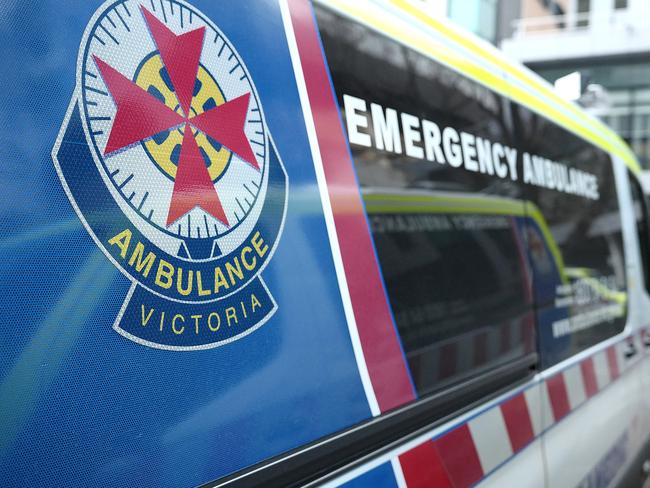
[502, 0, 650, 63]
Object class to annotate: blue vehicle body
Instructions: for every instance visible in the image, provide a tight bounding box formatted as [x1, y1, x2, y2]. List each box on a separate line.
[0, 2, 371, 486]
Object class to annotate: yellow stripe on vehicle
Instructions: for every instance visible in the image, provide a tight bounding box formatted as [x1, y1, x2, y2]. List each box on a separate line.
[320, 0, 641, 175]
[387, 0, 640, 173]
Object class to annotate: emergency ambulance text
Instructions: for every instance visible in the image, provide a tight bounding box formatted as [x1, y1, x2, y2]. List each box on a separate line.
[343, 94, 600, 200]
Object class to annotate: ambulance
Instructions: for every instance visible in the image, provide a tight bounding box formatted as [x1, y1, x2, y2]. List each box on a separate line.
[1, 0, 650, 487]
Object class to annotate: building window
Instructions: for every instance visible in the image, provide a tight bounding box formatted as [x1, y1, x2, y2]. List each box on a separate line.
[448, 0, 498, 43]
[615, 0, 628, 9]
[577, 0, 590, 28]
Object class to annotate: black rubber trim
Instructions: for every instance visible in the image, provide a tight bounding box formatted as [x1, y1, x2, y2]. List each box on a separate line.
[201, 354, 537, 488]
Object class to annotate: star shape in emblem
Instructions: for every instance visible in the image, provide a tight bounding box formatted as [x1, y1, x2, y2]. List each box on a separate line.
[94, 6, 259, 228]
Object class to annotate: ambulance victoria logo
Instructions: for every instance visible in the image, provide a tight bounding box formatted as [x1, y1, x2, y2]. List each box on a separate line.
[52, 0, 288, 350]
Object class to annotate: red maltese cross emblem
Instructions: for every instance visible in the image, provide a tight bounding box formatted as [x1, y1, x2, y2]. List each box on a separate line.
[53, 0, 288, 350]
[93, 7, 258, 227]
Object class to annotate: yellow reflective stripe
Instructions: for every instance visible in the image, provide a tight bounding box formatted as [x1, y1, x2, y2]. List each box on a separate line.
[389, 1, 597, 130]
[324, 0, 509, 99]
[366, 204, 518, 215]
[506, 82, 640, 172]
[323, 0, 508, 91]
[364, 194, 525, 214]
[388, 0, 640, 174]
[322, 0, 640, 174]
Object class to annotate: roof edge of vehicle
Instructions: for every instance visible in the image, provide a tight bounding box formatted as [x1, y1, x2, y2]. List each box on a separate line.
[315, 0, 642, 176]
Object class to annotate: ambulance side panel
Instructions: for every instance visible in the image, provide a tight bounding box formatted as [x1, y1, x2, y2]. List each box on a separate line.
[311, 1, 650, 486]
[0, 2, 380, 487]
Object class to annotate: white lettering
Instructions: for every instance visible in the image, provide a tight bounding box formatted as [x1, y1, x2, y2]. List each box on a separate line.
[442, 127, 462, 168]
[343, 94, 371, 147]
[401, 112, 424, 159]
[371, 103, 402, 153]
[422, 119, 445, 163]
[460, 132, 478, 172]
[341, 95, 600, 201]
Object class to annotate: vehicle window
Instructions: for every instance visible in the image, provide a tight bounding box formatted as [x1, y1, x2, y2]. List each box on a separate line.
[367, 208, 534, 396]
[512, 104, 627, 366]
[317, 6, 536, 401]
[628, 170, 650, 291]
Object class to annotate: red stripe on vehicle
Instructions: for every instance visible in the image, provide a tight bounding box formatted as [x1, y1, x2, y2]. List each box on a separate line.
[546, 374, 571, 421]
[580, 357, 598, 398]
[375, 337, 633, 488]
[399, 441, 453, 488]
[435, 425, 483, 488]
[286, 0, 416, 412]
[606, 346, 620, 380]
[500, 393, 534, 452]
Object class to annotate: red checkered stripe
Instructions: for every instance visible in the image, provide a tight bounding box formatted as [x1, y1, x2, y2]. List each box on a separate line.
[409, 316, 535, 386]
[389, 333, 646, 488]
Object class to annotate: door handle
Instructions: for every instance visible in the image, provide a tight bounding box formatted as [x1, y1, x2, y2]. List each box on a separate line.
[643, 334, 650, 348]
[624, 341, 638, 358]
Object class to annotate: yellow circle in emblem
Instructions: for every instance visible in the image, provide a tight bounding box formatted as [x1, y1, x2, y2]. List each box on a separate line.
[134, 54, 232, 182]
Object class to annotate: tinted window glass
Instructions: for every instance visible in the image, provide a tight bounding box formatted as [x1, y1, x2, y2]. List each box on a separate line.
[512, 104, 627, 366]
[367, 208, 534, 396]
[317, 7, 536, 399]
